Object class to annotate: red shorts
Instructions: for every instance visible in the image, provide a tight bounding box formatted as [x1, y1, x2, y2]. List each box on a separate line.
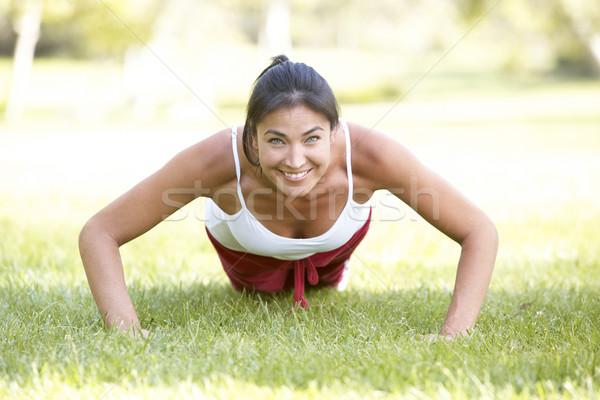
[205, 215, 371, 308]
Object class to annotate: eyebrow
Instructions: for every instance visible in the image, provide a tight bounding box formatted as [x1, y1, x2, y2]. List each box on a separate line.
[263, 126, 324, 137]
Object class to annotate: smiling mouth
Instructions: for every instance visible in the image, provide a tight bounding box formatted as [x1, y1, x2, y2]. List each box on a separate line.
[280, 169, 311, 180]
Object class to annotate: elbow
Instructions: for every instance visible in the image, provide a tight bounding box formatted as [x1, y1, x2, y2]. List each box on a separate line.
[460, 212, 499, 253]
[79, 215, 124, 258]
[484, 214, 499, 252]
[78, 218, 96, 257]
[472, 213, 499, 256]
[78, 216, 111, 256]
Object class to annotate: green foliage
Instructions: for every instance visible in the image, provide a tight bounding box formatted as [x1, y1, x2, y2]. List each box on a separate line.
[0, 0, 161, 58]
[336, 83, 403, 104]
[42, 0, 161, 58]
[2, 0, 600, 76]
[455, 0, 600, 77]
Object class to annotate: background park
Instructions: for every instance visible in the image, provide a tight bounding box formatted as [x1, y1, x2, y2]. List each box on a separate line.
[1, 0, 599, 398]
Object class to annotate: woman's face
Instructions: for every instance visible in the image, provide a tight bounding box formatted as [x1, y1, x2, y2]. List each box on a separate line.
[254, 104, 336, 198]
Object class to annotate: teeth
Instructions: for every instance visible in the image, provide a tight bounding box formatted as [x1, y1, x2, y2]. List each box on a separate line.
[283, 170, 309, 179]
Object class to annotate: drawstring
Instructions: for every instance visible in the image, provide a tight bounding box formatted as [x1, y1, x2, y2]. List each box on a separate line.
[293, 258, 318, 308]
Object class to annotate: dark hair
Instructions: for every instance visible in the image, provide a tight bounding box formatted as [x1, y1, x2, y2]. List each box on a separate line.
[242, 55, 340, 166]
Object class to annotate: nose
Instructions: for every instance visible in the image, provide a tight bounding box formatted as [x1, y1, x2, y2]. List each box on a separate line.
[284, 145, 306, 169]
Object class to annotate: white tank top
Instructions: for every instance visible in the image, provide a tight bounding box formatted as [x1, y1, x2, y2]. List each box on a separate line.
[204, 119, 371, 260]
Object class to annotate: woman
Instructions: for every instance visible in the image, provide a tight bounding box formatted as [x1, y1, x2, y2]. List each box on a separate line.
[79, 55, 498, 339]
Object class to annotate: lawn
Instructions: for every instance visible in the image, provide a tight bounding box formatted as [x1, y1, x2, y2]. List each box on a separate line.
[1, 69, 599, 398]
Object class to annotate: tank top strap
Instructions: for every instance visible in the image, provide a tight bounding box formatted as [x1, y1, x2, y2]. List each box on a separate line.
[230, 125, 246, 208]
[339, 118, 354, 196]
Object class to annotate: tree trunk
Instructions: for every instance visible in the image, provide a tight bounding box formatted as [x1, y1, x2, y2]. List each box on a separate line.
[259, 0, 292, 55]
[558, 0, 600, 76]
[5, 0, 44, 123]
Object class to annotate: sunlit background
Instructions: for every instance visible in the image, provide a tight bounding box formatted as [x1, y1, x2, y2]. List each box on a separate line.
[1, 0, 599, 279]
[2, 0, 599, 122]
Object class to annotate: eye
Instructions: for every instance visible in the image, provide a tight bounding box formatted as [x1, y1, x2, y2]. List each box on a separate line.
[305, 136, 319, 143]
[269, 138, 284, 145]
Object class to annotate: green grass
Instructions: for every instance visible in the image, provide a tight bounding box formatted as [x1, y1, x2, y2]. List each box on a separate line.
[1, 203, 599, 399]
[1, 64, 600, 398]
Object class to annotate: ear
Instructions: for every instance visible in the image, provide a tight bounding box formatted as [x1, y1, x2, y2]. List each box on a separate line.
[329, 123, 338, 144]
[251, 133, 259, 150]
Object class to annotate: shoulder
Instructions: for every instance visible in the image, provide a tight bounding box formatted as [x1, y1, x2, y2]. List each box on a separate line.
[162, 127, 238, 194]
[345, 121, 420, 190]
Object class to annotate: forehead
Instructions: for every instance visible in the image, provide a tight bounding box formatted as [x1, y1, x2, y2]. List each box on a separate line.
[257, 105, 329, 133]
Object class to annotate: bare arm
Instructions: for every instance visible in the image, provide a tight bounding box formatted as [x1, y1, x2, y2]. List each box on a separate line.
[350, 122, 498, 338]
[79, 221, 143, 335]
[78, 130, 235, 335]
[441, 216, 498, 337]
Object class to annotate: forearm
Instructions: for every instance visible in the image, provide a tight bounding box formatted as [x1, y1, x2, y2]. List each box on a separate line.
[79, 224, 142, 333]
[441, 220, 498, 337]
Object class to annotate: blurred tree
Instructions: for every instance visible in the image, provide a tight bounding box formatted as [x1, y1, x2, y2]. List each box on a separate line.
[555, 0, 600, 76]
[0, 0, 17, 55]
[258, 0, 292, 54]
[3, 0, 161, 121]
[123, 0, 251, 121]
[0, 0, 161, 58]
[38, 0, 160, 58]
[454, 0, 600, 77]
[5, 0, 42, 122]
[220, 0, 293, 53]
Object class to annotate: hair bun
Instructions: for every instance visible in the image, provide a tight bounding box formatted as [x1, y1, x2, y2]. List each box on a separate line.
[272, 54, 289, 65]
[256, 54, 290, 81]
